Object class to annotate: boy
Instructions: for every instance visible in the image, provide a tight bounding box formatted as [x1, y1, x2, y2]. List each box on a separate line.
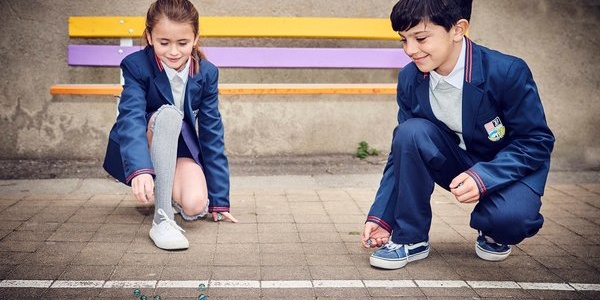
[362, 0, 554, 269]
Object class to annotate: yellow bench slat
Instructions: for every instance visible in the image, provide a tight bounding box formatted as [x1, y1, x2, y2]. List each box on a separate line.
[50, 83, 397, 96]
[69, 16, 398, 40]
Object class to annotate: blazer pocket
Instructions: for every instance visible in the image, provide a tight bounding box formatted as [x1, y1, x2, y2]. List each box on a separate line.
[478, 109, 506, 142]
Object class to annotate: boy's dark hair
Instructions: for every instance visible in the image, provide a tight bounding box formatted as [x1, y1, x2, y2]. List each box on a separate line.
[390, 0, 473, 32]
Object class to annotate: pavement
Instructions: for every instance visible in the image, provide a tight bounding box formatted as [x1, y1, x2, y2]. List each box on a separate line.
[0, 172, 599, 299]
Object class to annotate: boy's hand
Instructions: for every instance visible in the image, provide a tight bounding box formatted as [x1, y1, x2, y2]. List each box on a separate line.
[212, 212, 238, 223]
[131, 173, 154, 204]
[362, 222, 390, 248]
[450, 173, 480, 203]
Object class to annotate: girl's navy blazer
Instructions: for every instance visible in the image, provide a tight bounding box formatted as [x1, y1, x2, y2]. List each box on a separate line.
[103, 46, 230, 212]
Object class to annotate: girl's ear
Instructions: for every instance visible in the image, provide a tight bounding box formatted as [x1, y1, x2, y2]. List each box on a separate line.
[145, 29, 153, 46]
[453, 19, 469, 41]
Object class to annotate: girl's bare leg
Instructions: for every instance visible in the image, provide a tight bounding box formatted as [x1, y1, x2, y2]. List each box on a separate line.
[172, 157, 209, 219]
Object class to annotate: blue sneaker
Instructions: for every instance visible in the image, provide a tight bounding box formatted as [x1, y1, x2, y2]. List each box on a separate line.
[475, 232, 511, 261]
[370, 241, 429, 269]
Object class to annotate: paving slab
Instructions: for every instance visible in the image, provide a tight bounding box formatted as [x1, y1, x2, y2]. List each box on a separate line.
[0, 172, 599, 299]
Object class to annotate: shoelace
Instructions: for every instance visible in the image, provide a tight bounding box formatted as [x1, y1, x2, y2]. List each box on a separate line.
[383, 241, 429, 251]
[383, 241, 403, 251]
[156, 208, 185, 232]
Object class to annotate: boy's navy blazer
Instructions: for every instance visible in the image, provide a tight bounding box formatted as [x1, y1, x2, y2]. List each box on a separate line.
[103, 46, 230, 212]
[367, 38, 554, 232]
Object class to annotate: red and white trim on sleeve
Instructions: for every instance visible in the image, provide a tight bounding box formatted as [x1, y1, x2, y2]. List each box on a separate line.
[465, 168, 487, 197]
[126, 168, 155, 184]
[366, 216, 393, 233]
[209, 206, 230, 213]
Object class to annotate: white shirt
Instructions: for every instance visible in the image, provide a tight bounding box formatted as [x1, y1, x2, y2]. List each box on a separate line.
[428, 38, 467, 150]
[162, 58, 191, 111]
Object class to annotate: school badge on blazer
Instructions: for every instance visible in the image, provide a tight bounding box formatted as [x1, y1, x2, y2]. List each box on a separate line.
[484, 116, 506, 141]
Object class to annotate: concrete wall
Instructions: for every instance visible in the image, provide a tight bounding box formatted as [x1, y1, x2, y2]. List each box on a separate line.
[0, 0, 598, 171]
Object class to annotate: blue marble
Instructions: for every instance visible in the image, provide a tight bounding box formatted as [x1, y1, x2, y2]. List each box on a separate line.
[198, 283, 207, 291]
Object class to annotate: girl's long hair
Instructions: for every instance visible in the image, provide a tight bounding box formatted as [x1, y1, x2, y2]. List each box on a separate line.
[143, 0, 205, 75]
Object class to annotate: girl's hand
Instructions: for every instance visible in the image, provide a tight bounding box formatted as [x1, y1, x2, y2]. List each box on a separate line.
[131, 173, 154, 204]
[212, 211, 238, 223]
[449, 172, 480, 203]
[362, 222, 390, 248]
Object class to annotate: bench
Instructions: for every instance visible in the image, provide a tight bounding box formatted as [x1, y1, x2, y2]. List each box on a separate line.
[50, 16, 409, 96]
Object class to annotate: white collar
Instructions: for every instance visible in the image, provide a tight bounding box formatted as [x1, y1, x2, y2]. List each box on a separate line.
[162, 58, 191, 83]
[430, 37, 466, 90]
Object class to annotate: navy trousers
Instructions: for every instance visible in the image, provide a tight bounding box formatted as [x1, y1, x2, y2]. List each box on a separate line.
[390, 118, 543, 245]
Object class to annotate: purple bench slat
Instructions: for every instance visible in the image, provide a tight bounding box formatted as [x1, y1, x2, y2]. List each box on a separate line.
[68, 45, 411, 69]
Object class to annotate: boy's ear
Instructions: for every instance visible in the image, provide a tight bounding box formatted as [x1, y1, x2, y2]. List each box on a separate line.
[453, 19, 469, 41]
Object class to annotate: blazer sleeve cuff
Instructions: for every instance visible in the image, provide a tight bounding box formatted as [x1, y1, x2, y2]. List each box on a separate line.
[366, 216, 392, 233]
[208, 206, 230, 213]
[125, 168, 155, 184]
[465, 169, 487, 197]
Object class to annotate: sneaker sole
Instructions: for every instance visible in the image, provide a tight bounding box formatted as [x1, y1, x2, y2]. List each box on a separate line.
[149, 232, 189, 250]
[475, 244, 511, 261]
[150, 238, 189, 250]
[370, 249, 429, 270]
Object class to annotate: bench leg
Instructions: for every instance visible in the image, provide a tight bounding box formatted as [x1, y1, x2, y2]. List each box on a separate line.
[113, 95, 121, 117]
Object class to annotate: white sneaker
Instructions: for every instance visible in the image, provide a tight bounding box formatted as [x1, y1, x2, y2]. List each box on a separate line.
[149, 208, 189, 250]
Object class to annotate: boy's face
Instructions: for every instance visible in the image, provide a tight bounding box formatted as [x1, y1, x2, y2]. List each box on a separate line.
[147, 17, 199, 72]
[398, 21, 464, 76]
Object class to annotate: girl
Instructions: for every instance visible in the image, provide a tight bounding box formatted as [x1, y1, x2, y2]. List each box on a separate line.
[103, 0, 238, 250]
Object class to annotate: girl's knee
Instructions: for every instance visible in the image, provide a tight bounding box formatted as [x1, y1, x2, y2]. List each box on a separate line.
[156, 104, 183, 118]
[151, 105, 183, 132]
[181, 196, 208, 216]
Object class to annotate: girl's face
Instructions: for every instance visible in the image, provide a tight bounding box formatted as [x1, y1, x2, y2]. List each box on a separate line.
[398, 21, 464, 76]
[147, 17, 199, 71]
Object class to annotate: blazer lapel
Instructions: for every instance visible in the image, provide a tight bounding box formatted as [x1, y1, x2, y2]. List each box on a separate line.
[183, 58, 203, 133]
[147, 48, 175, 105]
[462, 38, 485, 148]
[415, 73, 437, 121]
[154, 75, 174, 105]
[185, 80, 202, 128]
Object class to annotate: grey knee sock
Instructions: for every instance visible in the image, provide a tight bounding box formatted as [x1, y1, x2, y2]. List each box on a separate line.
[150, 105, 183, 224]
